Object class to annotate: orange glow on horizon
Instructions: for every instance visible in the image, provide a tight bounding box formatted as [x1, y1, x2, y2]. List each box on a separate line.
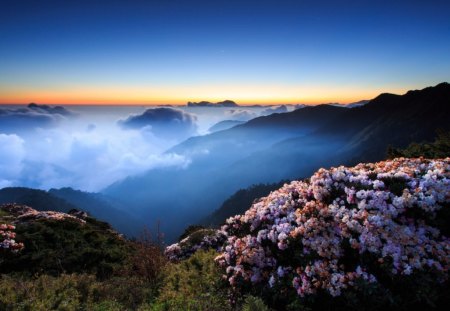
[0, 84, 412, 106]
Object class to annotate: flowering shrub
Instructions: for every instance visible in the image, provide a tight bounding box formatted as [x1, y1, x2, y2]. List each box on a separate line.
[215, 158, 449, 305]
[1, 203, 86, 224]
[0, 204, 128, 278]
[0, 223, 24, 252]
[165, 228, 227, 262]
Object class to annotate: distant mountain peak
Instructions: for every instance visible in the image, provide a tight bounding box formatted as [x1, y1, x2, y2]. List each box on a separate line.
[405, 81, 450, 96]
[187, 100, 239, 107]
[434, 81, 449, 87]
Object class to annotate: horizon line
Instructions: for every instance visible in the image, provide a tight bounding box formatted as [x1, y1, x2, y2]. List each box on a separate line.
[1, 81, 447, 106]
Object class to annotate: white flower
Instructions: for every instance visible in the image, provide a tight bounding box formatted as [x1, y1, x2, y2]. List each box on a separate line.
[215, 158, 450, 298]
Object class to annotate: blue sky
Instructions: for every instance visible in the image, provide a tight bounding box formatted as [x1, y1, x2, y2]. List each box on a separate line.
[1, 0, 449, 104]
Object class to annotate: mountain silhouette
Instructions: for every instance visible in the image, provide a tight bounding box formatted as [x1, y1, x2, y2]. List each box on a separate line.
[104, 83, 450, 242]
[187, 100, 239, 107]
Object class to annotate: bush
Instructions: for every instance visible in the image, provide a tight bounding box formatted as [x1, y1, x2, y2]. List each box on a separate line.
[242, 296, 271, 311]
[155, 249, 231, 311]
[0, 274, 95, 311]
[0, 223, 167, 310]
[216, 158, 450, 310]
[121, 228, 167, 285]
[387, 130, 450, 159]
[0, 273, 164, 311]
[0, 218, 130, 278]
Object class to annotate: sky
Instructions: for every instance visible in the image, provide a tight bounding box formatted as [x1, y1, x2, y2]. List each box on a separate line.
[1, 0, 449, 105]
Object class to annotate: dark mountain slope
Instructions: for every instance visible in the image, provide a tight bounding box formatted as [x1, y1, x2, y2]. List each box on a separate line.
[0, 187, 77, 212]
[321, 82, 450, 161]
[208, 120, 245, 132]
[49, 188, 143, 236]
[104, 83, 450, 242]
[169, 105, 347, 166]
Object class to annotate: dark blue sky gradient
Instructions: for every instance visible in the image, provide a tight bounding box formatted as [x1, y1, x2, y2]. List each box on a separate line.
[1, 0, 449, 104]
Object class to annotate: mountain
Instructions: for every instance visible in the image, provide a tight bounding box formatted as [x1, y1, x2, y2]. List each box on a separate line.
[208, 120, 245, 132]
[0, 187, 142, 236]
[0, 187, 77, 212]
[48, 187, 143, 236]
[187, 100, 239, 107]
[104, 83, 450, 242]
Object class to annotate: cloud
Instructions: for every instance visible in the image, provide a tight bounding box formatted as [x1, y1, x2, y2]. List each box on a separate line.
[261, 105, 288, 116]
[224, 106, 289, 122]
[225, 109, 258, 121]
[1, 105, 299, 192]
[0, 126, 192, 191]
[0, 106, 198, 191]
[0, 105, 267, 192]
[86, 124, 96, 132]
[27, 103, 75, 116]
[0, 103, 75, 134]
[119, 108, 198, 140]
[0, 134, 25, 182]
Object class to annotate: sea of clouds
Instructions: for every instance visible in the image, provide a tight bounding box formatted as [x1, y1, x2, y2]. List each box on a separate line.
[0, 103, 295, 191]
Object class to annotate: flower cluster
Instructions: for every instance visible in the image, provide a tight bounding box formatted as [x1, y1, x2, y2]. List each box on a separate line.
[215, 158, 450, 298]
[17, 210, 86, 224]
[0, 203, 93, 255]
[0, 224, 24, 252]
[165, 228, 227, 261]
[1, 203, 86, 224]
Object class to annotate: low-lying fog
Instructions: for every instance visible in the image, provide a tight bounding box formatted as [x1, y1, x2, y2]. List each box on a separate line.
[0, 103, 295, 191]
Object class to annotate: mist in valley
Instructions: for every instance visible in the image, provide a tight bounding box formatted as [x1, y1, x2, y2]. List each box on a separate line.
[0, 103, 308, 240]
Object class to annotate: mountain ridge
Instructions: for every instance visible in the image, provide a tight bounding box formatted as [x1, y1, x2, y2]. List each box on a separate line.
[187, 100, 239, 107]
[0, 187, 141, 236]
[104, 82, 450, 242]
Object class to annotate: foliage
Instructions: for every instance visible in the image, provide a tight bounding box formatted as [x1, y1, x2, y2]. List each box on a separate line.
[178, 225, 206, 241]
[215, 158, 450, 310]
[242, 296, 271, 311]
[155, 249, 231, 311]
[0, 273, 161, 311]
[121, 228, 167, 285]
[0, 223, 24, 253]
[387, 130, 450, 159]
[2, 155, 450, 310]
[0, 218, 167, 310]
[165, 228, 227, 262]
[0, 273, 95, 311]
[0, 217, 130, 278]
